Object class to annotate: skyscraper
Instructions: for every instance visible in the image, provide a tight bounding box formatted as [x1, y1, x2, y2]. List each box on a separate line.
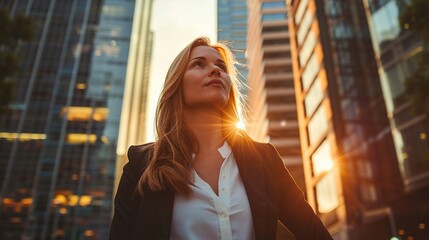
[288, 0, 427, 239]
[364, 0, 429, 238]
[246, 0, 306, 193]
[0, 0, 153, 239]
[217, 0, 248, 95]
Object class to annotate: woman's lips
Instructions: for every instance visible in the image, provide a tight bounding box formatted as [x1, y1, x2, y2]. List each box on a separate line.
[205, 79, 224, 88]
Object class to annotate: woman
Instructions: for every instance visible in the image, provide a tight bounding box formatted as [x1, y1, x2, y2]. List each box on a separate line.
[109, 37, 332, 240]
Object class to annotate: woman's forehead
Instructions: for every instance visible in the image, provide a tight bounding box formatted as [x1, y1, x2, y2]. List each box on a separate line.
[190, 45, 223, 59]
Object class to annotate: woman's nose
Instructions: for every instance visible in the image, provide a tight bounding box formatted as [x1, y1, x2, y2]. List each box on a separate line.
[210, 65, 221, 77]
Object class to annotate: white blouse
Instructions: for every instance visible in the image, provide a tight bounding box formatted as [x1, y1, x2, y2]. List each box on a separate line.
[170, 141, 255, 240]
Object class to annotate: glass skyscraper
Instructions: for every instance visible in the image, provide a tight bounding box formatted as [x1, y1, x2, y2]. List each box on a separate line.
[364, 0, 429, 238]
[0, 0, 153, 239]
[365, 0, 429, 193]
[217, 0, 248, 95]
[288, 0, 429, 238]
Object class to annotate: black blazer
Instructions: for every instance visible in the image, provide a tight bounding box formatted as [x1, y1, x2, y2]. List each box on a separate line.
[109, 132, 333, 240]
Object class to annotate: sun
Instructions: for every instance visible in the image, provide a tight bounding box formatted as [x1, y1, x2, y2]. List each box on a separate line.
[236, 121, 245, 130]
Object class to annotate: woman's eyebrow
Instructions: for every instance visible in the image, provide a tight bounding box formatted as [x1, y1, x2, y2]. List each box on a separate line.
[216, 59, 226, 64]
[189, 56, 206, 62]
[189, 56, 225, 63]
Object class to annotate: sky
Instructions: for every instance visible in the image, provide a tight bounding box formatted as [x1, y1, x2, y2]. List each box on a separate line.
[145, 0, 217, 141]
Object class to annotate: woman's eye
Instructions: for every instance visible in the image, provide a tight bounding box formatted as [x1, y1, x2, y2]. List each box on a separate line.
[218, 64, 227, 72]
[194, 61, 204, 67]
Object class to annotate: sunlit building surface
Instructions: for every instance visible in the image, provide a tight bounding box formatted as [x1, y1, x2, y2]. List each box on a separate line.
[246, 0, 305, 195]
[288, 0, 428, 239]
[364, 0, 429, 239]
[217, 0, 248, 95]
[0, 0, 153, 239]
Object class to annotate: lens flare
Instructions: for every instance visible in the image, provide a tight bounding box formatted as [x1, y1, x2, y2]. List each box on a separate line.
[236, 121, 245, 130]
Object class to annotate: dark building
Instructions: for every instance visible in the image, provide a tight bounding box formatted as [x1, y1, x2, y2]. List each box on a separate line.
[0, 0, 153, 239]
[287, 0, 414, 239]
[364, 0, 429, 239]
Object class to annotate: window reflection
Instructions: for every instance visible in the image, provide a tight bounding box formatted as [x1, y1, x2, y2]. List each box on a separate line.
[308, 105, 328, 145]
[262, 13, 286, 22]
[399, 122, 429, 178]
[295, 0, 309, 24]
[360, 183, 377, 202]
[102, 5, 125, 17]
[297, 9, 313, 45]
[61, 106, 109, 122]
[305, 78, 323, 116]
[299, 29, 316, 66]
[316, 172, 339, 213]
[311, 140, 334, 176]
[0, 132, 47, 141]
[383, 52, 420, 109]
[66, 133, 97, 144]
[371, 0, 401, 47]
[301, 53, 320, 90]
[311, 140, 339, 213]
[262, 1, 285, 9]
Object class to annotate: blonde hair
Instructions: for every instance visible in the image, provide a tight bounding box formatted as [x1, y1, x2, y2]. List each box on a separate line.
[138, 37, 245, 195]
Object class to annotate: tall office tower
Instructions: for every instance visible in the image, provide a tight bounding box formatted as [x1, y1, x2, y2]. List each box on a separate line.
[288, 0, 406, 239]
[217, 0, 248, 95]
[246, 0, 306, 193]
[0, 0, 153, 239]
[364, 0, 429, 238]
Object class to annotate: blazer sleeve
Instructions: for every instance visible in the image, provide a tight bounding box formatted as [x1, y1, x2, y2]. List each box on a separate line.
[266, 143, 333, 240]
[109, 146, 141, 240]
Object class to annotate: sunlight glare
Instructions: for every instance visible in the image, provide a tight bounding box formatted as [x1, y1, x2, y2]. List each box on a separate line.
[319, 158, 334, 172]
[236, 121, 245, 130]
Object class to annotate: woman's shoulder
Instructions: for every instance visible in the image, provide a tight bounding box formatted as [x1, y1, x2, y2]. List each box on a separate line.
[229, 130, 279, 162]
[127, 142, 155, 171]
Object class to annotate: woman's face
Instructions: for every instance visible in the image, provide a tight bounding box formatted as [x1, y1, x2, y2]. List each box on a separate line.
[182, 45, 232, 110]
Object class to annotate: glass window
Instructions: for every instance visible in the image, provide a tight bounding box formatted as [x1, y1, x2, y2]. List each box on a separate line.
[299, 29, 316, 66]
[102, 5, 125, 17]
[357, 160, 373, 178]
[312, 140, 339, 213]
[305, 78, 323, 116]
[360, 184, 377, 202]
[232, 9, 247, 16]
[262, 13, 286, 22]
[385, 62, 406, 102]
[308, 105, 328, 144]
[297, 9, 313, 45]
[262, 1, 286, 9]
[399, 121, 429, 179]
[295, 0, 309, 24]
[301, 53, 320, 90]
[312, 140, 334, 176]
[325, 0, 343, 16]
[332, 20, 354, 39]
[371, 0, 401, 47]
[315, 172, 340, 213]
[307, 105, 328, 145]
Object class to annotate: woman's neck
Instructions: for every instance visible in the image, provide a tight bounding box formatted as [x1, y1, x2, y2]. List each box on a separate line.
[183, 108, 225, 152]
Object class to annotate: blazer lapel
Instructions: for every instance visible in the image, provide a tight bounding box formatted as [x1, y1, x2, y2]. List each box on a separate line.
[229, 133, 267, 240]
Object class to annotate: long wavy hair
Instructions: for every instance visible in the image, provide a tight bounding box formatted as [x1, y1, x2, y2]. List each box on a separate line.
[137, 37, 245, 195]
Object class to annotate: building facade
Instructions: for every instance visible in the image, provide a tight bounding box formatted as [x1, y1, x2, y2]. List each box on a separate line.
[288, 0, 428, 239]
[217, 0, 249, 95]
[246, 0, 305, 194]
[364, 0, 429, 239]
[0, 0, 153, 239]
